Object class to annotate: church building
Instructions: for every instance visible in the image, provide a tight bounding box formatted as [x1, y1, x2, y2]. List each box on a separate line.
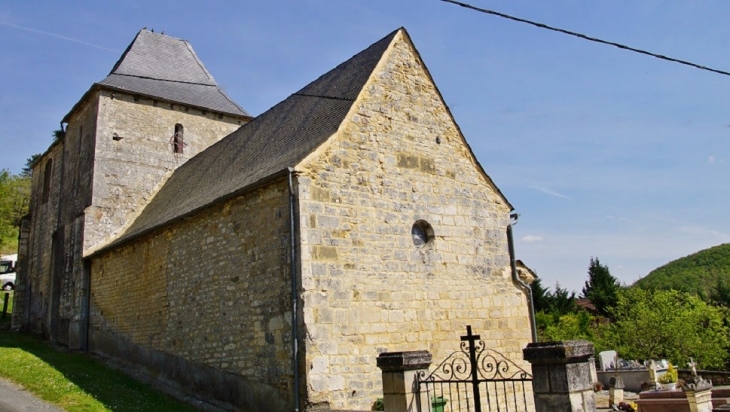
[16, 28, 533, 411]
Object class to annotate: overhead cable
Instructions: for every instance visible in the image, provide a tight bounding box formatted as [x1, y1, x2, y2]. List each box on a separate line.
[440, 0, 730, 78]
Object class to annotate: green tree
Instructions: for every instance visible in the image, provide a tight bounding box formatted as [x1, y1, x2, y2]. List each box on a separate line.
[634, 243, 730, 299]
[530, 277, 551, 313]
[0, 169, 31, 254]
[600, 288, 729, 369]
[550, 282, 576, 315]
[709, 277, 730, 307]
[581, 257, 621, 318]
[21, 154, 42, 178]
[542, 311, 595, 342]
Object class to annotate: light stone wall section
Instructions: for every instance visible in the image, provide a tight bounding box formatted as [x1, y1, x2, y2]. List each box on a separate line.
[89, 180, 294, 393]
[296, 32, 532, 410]
[88, 90, 244, 252]
[19, 88, 246, 344]
[21, 93, 100, 340]
[61, 95, 99, 345]
[24, 142, 65, 336]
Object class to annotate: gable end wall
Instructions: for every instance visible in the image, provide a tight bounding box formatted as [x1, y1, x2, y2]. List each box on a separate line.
[296, 32, 531, 410]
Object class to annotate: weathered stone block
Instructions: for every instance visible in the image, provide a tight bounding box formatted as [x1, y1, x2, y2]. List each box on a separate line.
[524, 340, 596, 412]
[312, 245, 338, 260]
[523, 340, 594, 365]
[376, 351, 432, 372]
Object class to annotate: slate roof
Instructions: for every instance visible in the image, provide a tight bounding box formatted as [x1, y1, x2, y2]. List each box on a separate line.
[64, 29, 248, 121]
[100, 29, 401, 251]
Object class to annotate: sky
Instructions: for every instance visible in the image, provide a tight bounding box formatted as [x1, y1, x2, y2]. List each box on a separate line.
[1, 1, 729, 294]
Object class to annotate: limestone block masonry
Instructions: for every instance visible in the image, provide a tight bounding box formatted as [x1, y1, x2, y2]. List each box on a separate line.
[89, 90, 244, 251]
[296, 31, 532, 410]
[90, 180, 292, 411]
[24, 142, 64, 337]
[19, 88, 244, 346]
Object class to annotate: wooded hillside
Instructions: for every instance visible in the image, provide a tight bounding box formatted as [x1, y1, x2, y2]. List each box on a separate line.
[633, 243, 730, 298]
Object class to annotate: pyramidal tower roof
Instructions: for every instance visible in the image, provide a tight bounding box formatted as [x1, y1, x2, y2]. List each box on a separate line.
[94, 27, 510, 255]
[72, 29, 249, 119]
[99, 28, 400, 251]
[108, 29, 218, 85]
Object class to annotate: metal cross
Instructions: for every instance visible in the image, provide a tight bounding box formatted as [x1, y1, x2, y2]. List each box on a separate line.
[461, 325, 481, 344]
[461, 325, 482, 412]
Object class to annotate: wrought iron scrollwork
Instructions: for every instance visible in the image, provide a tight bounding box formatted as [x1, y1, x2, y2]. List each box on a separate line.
[421, 341, 531, 383]
[415, 326, 533, 412]
[420, 349, 474, 382]
[478, 349, 533, 381]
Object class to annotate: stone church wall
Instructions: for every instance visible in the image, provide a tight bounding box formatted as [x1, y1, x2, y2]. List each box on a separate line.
[296, 32, 531, 410]
[88, 90, 245, 252]
[89, 179, 293, 411]
[23, 142, 65, 336]
[60, 95, 99, 346]
[22, 94, 99, 340]
[19, 88, 246, 345]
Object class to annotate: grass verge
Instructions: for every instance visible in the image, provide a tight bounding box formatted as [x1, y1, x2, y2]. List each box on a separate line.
[0, 298, 200, 411]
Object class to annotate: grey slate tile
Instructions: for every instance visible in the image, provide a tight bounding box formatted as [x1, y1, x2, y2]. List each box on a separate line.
[102, 29, 400, 251]
[65, 29, 249, 120]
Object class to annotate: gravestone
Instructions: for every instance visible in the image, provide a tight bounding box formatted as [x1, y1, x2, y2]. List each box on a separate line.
[598, 350, 617, 371]
[609, 376, 625, 408]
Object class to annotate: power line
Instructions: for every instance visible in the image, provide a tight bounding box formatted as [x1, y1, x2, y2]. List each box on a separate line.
[440, 0, 730, 78]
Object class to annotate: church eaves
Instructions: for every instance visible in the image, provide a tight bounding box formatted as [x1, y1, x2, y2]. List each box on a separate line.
[63, 29, 248, 122]
[95, 29, 401, 253]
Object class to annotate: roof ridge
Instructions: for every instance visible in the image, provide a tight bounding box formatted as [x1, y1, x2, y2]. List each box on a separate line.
[291, 92, 355, 102]
[215, 86, 248, 114]
[107, 29, 142, 76]
[109, 72, 219, 87]
[64, 29, 249, 122]
[107, 29, 216, 84]
[182, 37, 216, 83]
[92, 28, 401, 254]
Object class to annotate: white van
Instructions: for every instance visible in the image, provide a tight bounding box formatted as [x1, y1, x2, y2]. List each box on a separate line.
[0, 254, 16, 291]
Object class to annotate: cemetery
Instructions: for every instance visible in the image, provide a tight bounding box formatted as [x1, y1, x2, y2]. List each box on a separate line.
[373, 333, 730, 412]
[593, 350, 730, 412]
[596, 350, 667, 393]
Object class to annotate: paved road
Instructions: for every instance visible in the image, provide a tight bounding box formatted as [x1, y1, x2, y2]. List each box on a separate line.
[0, 378, 63, 412]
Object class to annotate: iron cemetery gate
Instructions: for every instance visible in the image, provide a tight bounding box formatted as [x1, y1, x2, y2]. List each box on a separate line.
[415, 326, 533, 412]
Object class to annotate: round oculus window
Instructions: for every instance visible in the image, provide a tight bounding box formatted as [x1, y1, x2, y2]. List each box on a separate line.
[412, 225, 427, 247]
[411, 220, 434, 247]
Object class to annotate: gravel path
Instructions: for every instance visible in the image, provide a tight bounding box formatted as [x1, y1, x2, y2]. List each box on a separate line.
[0, 378, 63, 412]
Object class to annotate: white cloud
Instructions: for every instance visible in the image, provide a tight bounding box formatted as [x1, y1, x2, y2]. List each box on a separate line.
[675, 225, 730, 240]
[605, 215, 634, 223]
[0, 20, 119, 53]
[521, 235, 544, 243]
[709, 156, 716, 164]
[529, 185, 570, 199]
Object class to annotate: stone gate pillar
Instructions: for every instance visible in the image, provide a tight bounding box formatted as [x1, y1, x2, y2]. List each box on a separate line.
[377, 351, 432, 412]
[523, 340, 596, 412]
